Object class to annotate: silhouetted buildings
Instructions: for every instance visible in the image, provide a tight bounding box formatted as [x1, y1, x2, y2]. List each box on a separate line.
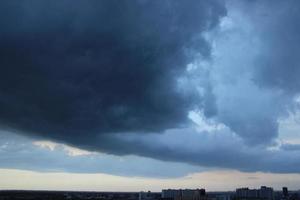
[236, 186, 274, 200]
[139, 191, 161, 200]
[1, 186, 300, 200]
[283, 187, 289, 198]
[280, 187, 300, 200]
[162, 189, 207, 200]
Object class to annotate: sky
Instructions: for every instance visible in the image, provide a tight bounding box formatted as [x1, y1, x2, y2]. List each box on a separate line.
[0, 0, 300, 191]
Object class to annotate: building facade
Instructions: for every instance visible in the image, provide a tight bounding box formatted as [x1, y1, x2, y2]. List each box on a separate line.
[236, 186, 274, 200]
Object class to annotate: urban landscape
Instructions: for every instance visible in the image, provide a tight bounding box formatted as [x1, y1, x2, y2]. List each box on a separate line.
[0, 187, 299, 200]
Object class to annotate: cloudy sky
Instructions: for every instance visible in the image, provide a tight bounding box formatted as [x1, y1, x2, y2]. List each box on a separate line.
[1, 0, 300, 191]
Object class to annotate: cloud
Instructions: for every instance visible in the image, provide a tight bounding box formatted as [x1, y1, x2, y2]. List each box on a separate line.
[281, 143, 300, 151]
[0, 0, 300, 176]
[243, 0, 300, 94]
[1, 126, 300, 176]
[192, 0, 300, 145]
[0, 0, 225, 145]
[0, 131, 202, 177]
[33, 140, 97, 156]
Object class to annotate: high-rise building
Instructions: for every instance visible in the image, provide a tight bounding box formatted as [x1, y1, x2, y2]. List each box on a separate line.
[162, 189, 207, 200]
[236, 186, 273, 200]
[282, 187, 288, 198]
[260, 186, 274, 200]
[139, 191, 159, 200]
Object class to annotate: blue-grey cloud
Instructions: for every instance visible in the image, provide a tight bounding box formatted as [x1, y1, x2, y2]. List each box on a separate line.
[0, 131, 202, 177]
[195, 0, 300, 145]
[0, 0, 300, 175]
[1, 128, 300, 176]
[0, 0, 225, 142]
[246, 0, 300, 94]
[281, 143, 300, 151]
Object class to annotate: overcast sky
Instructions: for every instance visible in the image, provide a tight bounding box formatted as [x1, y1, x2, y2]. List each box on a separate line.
[1, 0, 300, 191]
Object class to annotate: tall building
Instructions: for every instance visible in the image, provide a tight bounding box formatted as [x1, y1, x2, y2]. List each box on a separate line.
[282, 187, 288, 198]
[139, 191, 159, 200]
[260, 186, 274, 200]
[162, 189, 207, 200]
[236, 186, 273, 200]
[162, 189, 182, 200]
[193, 189, 207, 200]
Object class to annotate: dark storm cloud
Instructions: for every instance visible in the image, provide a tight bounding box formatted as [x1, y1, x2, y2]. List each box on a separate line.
[249, 0, 300, 94]
[89, 130, 300, 174]
[2, 0, 300, 175]
[229, 0, 300, 95]
[281, 143, 300, 151]
[0, 1, 226, 142]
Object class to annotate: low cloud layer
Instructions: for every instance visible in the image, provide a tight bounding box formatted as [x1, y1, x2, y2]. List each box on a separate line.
[0, 0, 300, 175]
[0, 131, 202, 177]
